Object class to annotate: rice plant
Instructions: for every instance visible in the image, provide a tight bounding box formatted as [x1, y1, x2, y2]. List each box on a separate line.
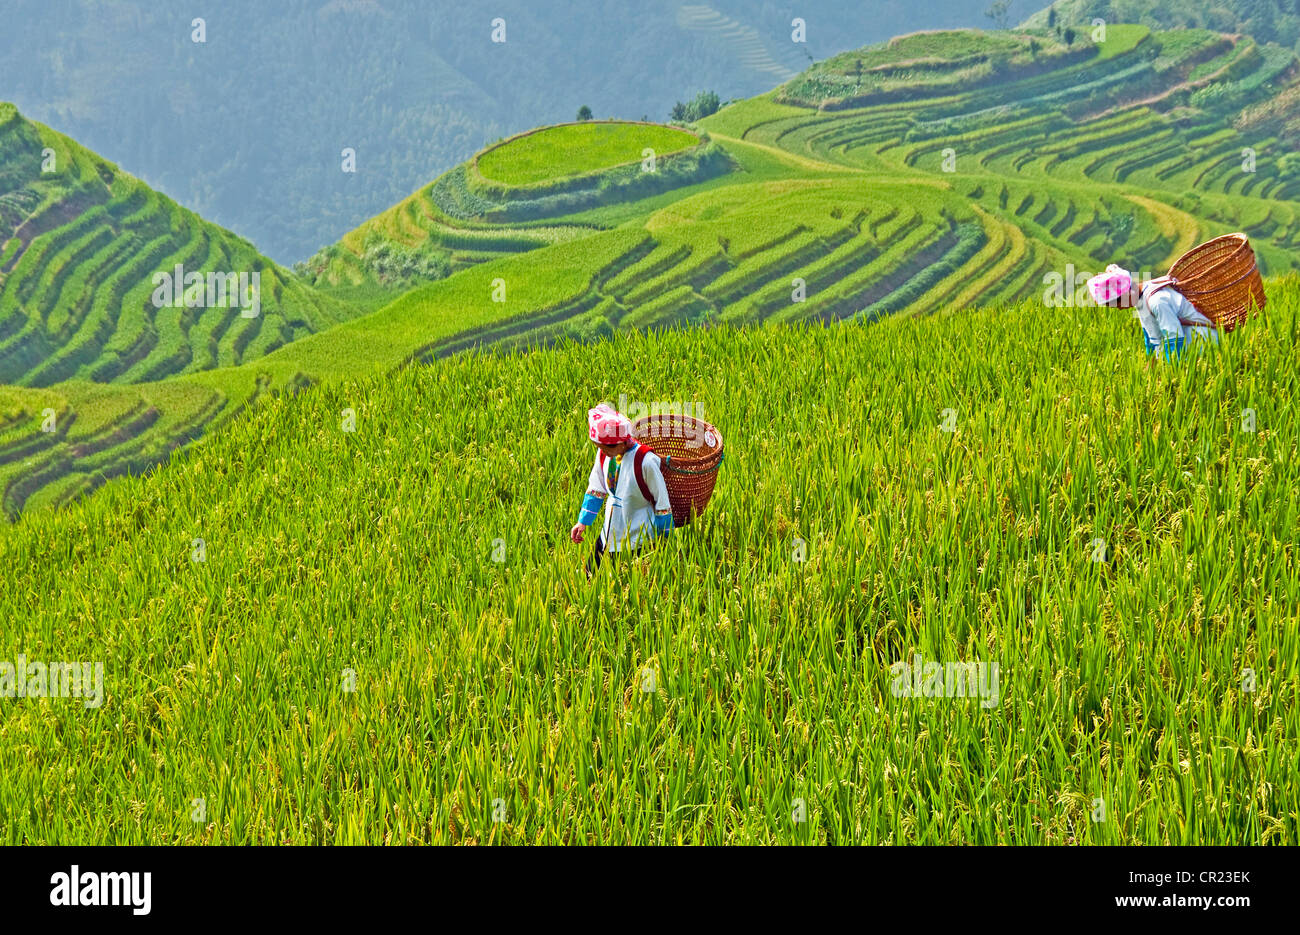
[1, 282, 1295, 844]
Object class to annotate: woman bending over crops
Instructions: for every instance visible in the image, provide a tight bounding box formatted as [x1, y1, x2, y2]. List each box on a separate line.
[1087, 265, 1218, 359]
[570, 403, 674, 575]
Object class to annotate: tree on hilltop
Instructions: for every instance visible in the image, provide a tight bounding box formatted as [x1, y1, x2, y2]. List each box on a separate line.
[669, 90, 721, 123]
[985, 0, 1011, 29]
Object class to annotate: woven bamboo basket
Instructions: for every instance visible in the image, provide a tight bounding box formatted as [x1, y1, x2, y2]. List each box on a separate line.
[632, 415, 724, 527]
[1159, 232, 1266, 332]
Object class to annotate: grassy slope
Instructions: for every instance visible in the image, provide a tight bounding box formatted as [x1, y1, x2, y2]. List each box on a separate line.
[476, 122, 700, 186]
[0, 281, 1294, 844]
[779, 28, 1089, 108]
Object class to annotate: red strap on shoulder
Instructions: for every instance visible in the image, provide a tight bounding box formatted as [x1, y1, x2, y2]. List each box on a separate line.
[632, 445, 654, 505]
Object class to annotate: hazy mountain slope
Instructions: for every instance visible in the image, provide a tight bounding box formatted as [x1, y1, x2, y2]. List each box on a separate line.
[0, 0, 1001, 263]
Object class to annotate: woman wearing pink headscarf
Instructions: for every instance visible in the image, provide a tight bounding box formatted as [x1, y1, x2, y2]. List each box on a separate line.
[570, 403, 673, 575]
[1087, 264, 1218, 359]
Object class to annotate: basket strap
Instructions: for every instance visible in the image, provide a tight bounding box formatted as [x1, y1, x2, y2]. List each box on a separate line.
[1145, 275, 1176, 298]
[632, 445, 654, 505]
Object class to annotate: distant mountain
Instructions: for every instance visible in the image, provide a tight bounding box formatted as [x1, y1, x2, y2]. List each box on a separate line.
[0, 0, 1006, 262]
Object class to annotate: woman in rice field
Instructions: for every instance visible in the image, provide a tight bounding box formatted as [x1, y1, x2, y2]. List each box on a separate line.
[1087, 264, 1218, 359]
[569, 403, 674, 576]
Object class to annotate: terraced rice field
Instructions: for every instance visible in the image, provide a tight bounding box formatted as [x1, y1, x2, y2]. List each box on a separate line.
[730, 26, 1300, 267]
[0, 104, 357, 390]
[780, 27, 1090, 109]
[3, 20, 1299, 846]
[675, 4, 800, 83]
[5, 22, 1300, 518]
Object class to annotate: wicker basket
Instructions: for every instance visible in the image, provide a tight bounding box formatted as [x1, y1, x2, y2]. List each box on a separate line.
[1157, 232, 1266, 333]
[632, 415, 724, 527]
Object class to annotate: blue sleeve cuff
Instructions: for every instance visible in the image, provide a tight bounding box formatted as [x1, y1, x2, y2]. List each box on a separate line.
[578, 492, 605, 526]
[653, 512, 674, 535]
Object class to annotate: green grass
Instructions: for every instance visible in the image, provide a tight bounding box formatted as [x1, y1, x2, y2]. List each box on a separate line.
[476, 122, 700, 187]
[1096, 24, 1152, 60]
[0, 281, 1294, 844]
[799, 27, 1072, 80]
[779, 29, 1093, 109]
[0, 226, 647, 516]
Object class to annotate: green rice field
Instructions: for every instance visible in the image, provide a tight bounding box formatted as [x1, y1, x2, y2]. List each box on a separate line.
[2, 19, 1299, 845]
[475, 121, 702, 186]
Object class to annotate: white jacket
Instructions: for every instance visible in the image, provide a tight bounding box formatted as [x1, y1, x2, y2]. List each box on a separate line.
[585, 443, 672, 551]
[1136, 282, 1218, 345]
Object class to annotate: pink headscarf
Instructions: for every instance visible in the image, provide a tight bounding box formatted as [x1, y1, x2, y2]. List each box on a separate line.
[1086, 264, 1133, 305]
[587, 403, 634, 445]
